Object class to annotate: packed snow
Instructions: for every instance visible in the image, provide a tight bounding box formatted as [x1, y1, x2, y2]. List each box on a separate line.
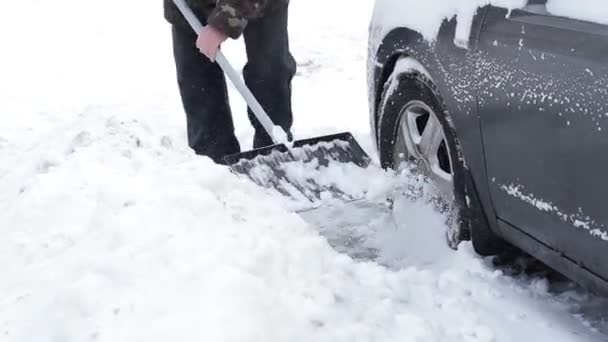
[1, 0, 608, 341]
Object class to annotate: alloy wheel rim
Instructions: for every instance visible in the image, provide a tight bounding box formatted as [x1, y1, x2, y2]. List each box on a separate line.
[393, 100, 454, 201]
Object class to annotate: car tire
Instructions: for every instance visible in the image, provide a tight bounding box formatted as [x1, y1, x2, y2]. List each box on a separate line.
[376, 58, 504, 254]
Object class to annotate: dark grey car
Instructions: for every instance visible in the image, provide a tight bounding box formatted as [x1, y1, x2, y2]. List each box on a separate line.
[367, 0, 608, 295]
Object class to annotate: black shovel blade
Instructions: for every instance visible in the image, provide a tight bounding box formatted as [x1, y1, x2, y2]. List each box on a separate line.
[223, 132, 371, 203]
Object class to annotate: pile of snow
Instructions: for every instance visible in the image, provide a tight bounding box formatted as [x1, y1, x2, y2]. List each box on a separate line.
[1, 112, 605, 341]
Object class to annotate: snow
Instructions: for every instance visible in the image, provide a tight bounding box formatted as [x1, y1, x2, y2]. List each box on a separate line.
[384, 57, 434, 104]
[501, 184, 608, 242]
[370, 0, 527, 53]
[547, 0, 608, 26]
[370, 0, 608, 57]
[1, 0, 608, 341]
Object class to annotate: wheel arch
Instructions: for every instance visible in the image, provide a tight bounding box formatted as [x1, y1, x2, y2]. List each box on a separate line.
[371, 20, 506, 251]
[371, 28, 429, 132]
[376, 64, 473, 245]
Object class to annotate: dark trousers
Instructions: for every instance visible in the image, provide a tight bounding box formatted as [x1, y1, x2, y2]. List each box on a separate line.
[171, 4, 296, 164]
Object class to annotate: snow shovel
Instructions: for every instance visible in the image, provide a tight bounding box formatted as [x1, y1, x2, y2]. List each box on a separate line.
[173, 0, 371, 204]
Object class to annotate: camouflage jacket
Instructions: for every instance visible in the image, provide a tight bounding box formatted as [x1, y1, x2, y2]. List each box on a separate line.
[164, 0, 289, 39]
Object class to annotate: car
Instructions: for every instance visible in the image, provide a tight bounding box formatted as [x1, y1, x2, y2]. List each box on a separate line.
[367, 0, 608, 295]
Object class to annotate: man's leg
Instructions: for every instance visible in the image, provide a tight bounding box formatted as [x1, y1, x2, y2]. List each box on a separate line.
[243, 3, 297, 148]
[172, 24, 240, 163]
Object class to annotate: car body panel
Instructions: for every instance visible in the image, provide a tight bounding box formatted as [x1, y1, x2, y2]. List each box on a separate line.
[368, 7, 501, 250]
[368, 2, 608, 294]
[495, 218, 608, 295]
[477, 6, 608, 282]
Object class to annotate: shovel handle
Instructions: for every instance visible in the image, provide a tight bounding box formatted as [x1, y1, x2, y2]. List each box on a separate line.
[172, 0, 283, 145]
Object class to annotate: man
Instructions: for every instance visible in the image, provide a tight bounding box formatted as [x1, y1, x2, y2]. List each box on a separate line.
[164, 0, 296, 164]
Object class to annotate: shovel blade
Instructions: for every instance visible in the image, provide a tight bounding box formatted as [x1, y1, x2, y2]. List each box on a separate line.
[223, 132, 371, 203]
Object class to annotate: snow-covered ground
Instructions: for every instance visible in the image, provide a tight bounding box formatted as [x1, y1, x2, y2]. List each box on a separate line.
[1, 1, 607, 341]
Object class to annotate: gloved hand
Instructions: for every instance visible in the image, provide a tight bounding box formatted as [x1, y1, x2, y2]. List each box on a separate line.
[196, 25, 228, 62]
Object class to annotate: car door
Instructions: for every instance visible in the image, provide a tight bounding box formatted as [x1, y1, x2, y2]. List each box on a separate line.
[477, 1, 608, 277]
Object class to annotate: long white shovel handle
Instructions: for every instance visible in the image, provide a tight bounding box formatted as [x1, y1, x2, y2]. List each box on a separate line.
[172, 0, 284, 144]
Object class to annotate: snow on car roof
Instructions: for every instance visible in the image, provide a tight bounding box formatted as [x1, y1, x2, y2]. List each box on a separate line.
[548, 0, 608, 26]
[370, 0, 527, 49]
[370, 0, 607, 53]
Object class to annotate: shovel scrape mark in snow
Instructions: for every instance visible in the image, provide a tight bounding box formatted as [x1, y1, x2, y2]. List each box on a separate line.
[501, 184, 608, 241]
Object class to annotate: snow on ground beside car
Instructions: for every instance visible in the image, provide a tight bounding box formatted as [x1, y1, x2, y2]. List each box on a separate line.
[2, 114, 606, 342]
[1, 0, 607, 341]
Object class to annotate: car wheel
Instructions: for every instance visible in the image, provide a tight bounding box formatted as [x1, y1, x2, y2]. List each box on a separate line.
[377, 57, 504, 254]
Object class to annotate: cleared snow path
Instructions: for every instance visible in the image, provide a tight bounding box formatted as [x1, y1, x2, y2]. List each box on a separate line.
[0, 0, 607, 341]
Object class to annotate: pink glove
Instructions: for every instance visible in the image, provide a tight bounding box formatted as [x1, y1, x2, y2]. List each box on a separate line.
[196, 25, 229, 62]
